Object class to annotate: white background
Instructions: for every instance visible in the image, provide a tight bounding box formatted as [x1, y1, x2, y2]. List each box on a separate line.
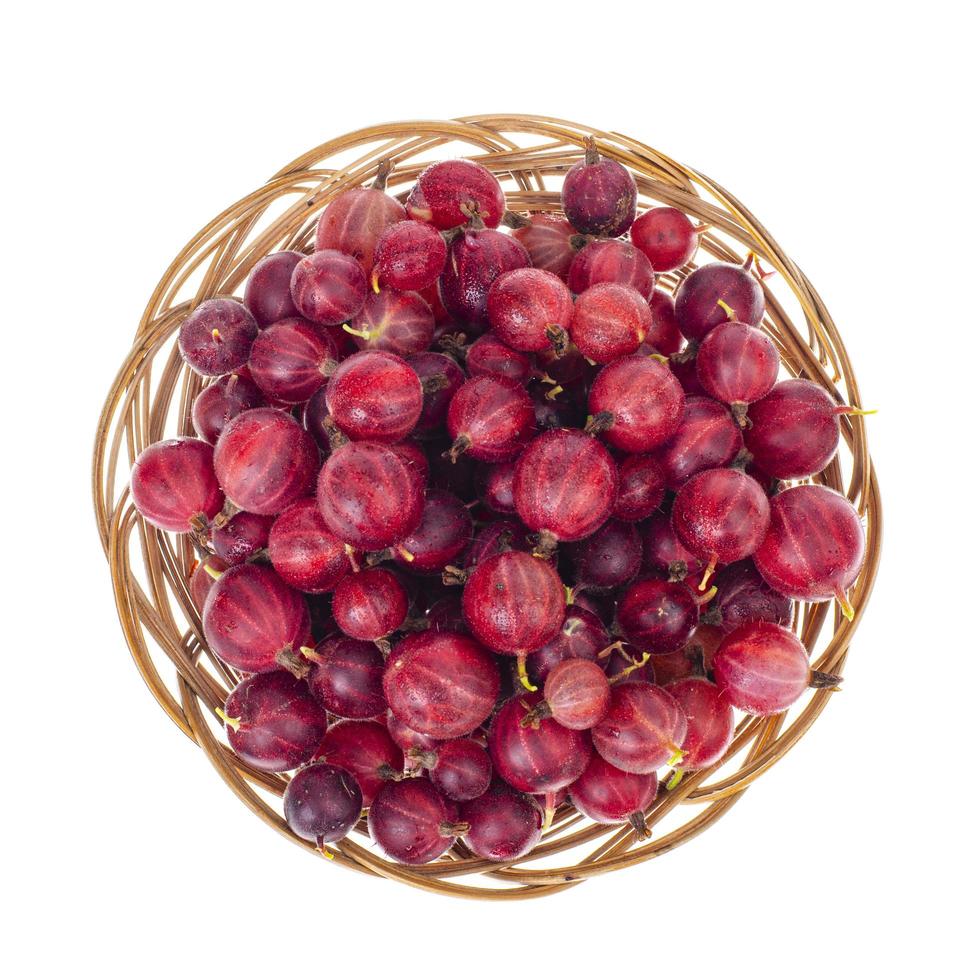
[3, 2, 976, 977]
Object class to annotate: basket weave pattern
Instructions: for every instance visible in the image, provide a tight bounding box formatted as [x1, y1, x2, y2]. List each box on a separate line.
[93, 115, 881, 899]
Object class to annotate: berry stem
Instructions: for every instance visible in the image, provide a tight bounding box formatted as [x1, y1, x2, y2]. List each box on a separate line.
[698, 556, 718, 592]
[421, 373, 449, 395]
[834, 405, 878, 417]
[583, 136, 600, 166]
[371, 158, 393, 191]
[442, 565, 469, 586]
[584, 411, 615, 436]
[214, 708, 241, 732]
[444, 435, 472, 463]
[665, 768, 684, 791]
[276, 647, 311, 679]
[502, 210, 532, 229]
[546, 324, 570, 357]
[628, 811, 652, 839]
[608, 650, 651, 683]
[809, 669, 844, 690]
[520, 700, 551, 728]
[516, 655, 538, 693]
[835, 587, 856, 622]
[716, 298, 738, 321]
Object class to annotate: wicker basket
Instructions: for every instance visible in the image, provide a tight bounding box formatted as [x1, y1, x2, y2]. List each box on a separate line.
[92, 115, 881, 899]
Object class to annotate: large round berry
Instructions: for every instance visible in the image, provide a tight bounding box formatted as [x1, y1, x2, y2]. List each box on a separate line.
[178, 298, 258, 377]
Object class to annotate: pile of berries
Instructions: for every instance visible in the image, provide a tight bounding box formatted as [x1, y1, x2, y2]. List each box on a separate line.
[130, 140, 868, 863]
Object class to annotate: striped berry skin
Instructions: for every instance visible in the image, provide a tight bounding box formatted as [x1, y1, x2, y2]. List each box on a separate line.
[462, 551, 566, 656]
[130, 438, 224, 534]
[488, 693, 591, 794]
[290, 249, 368, 326]
[347, 287, 435, 357]
[630, 206, 700, 272]
[666, 678, 735, 768]
[244, 251, 303, 326]
[512, 213, 578, 280]
[384, 629, 500, 738]
[526, 605, 609, 684]
[513, 429, 619, 544]
[212, 511, 273, 565]
[315, 720, 402, 806]
[696, 320, 779, 416]
[189, 555, 228, 612]
[614, 454, 666, 522]
[712, 622, 811, 715]
[316, 441, 426, 550]
[192, 373, 264, 445]
[487, 268, 574, 353]
[324, 350, 422, 443]
[465, 333, 534, 384]
[392, 489, 472, 573]
[618, 578, 699, 654]
[214, 408, 318, 516]
[672, 468, 771, 565]
[646, 289, 684, 355]
[588, 355, 684, 453]
[332, 568, 409, 642]
[425, 740, 493, 802]
[657, 396, 742, 491]
[569, 753, 658, 827]
[561, 141, 637, 238]
[592, 682, 688, 775]
[753, 485, 865, 604]
[203, 563, 310, 673]
[268, 497, 350, 594]
[446, 376, 536, 463]
[373, 220, 447, 292]
[178, 298, 258, 377]
[568, 239, 656, 301]
[247, 317, 338, 405]
[368, 779, 461, 865]
[542, 658, 611, 730]
[570, 283, 652, 364]
[315, 184, 406, 276]
[222, 671, 326, 773]
[461, 781, 543, 861]
[642, 510, 704, 581]
[406, 158, 505, 230]
[408, 352, 464, 435]
[306, 637, 387, 719]
[674, 260, 765, 342]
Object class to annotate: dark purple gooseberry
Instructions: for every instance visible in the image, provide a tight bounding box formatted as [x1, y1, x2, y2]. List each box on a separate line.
[665, 678, 735, 769]
[587, 354, 684, 452]
[407, 158, 505, 230]
[220, 670, 326, 772]
[315, 165, 406, 275]
[561, 138, 637, 237]
[591, 681, 687, 774]
[696, 320, 779, 424]
[372, 219, 447, 292]
[487, 268, 574, 353]
[305, 636, 387, 719]
[569, 753, 657, 835]
[618, 578, 700, 654]
[670, 348, 708, 396]
[461, 781, 543, 861]
[368, 778, 464, 864]
[707, 560, 793, 634]
[192, 373, 264, 445]
[489, 694, 592, 793]
[407, 352, 465, 435]
[568, 239, 655, 300]
[478, 461, 518, 514]
[537, 341, 589, 385]
[317, 440, 425, 549]
[535, 657, 612, 730]
[614, 454, 666, 522]
[316, 719, 402, 805]
[424, 595, 466, 633]
[533, 388, 582, 432]
[332, 568, 409, 642]
[283, 762, 362, 846]
[462, 519, 528, 569]
[674, 259, 765, 342]
[465, 333, 534, 384]
[439, 222, 531, 326]
[392, 489, 472, 572]
[646, 289, 684, 355]
[246, 317, 338, 405]
[630, 207, 701, 272]
[446, 376, 536, 463]
[345, 287, 435, 357]
[244, 251, 303, 326]
[412, 738, 493, 802]
[290, 249, 368, 326]
[513, 429, 618, 551]
[511, 213, 578, 280]
[178, 298, 258, 377]
[657, 396, 742, 491]
[267, 497, 351, 594]
[572, 519, 642, 593]
[569, 283, 652, 364]
[203, 562, 310, 673]
[130, 438, 224, 534]
[643, 510, 704, 581]
[211, 510, 273, 565]
[526, 604, 609, 684]
[324, 349, 422, 443]
[214, 408, 318, 516]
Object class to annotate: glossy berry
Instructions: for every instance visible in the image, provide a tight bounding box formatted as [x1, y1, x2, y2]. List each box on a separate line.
[479, 461, 518, 514]
[526, 605, 609, 683]
[203, 563, 310, 672]
[591, 681, 687, 774]
[407, 158, 505, 230]
[674, 260, 765, 342]
[408, 352, 464, 435]
[461, 781, 543, 861]
[333, 568, 408, 642]
[221, 671, 326, 772]
[569, 753, 657, 832]
[568, 239, 655, 300]
[446, 376, 535, 463]
[642, 510, 704, 581]
[614, 454, 666, 521]
[462, 551, 565, 655]
[713, 622, 813, 715]
[368, 778, 463, 864]
[462, 519, 528, 569]
[570, 284, 652, 364]
[305, 636, 387, 719]
[178, 299, 258, 377]
[538, 658, 611, 730]
[346, 287, 435, 357]
[696, 321, 779, 423]
[753, 485, 865, 606]
[465, 333, 534, 384]
[267, 497, 351, 594]
[247, 317, 338, 404]
[630, 207, 700, 272]
[572, 519, 642, 593]
[489, 694, 591, 793]
[561, 138, 637, 237]
[315, 719, 402, 805]
[192, 373, 264, 444]
[284, 762, 362, 845]
[189, 555, 228, 612]
[619, 578, 700, 654]
[244, 251, 303, 326]
[708, 560, 793, 634]
[317, 441, 425, 549]
[372, 220, 447, 291]
[290, 249, 367, 326]
[646, 289, 684, 354]
[386, 711, 440, 759]
[513, 429, 618, 547]
[658, 396, 742, 490]
[511, 213, 578, 279]
[392, 489, 472, 572]
[214, 408, 318, 515]
[212, 510, 273, 565]
[416, 739, 493, 802]
[665, 678, 734, 768]
[130, 438, 224, 534]
[587, 354, 684, 452]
